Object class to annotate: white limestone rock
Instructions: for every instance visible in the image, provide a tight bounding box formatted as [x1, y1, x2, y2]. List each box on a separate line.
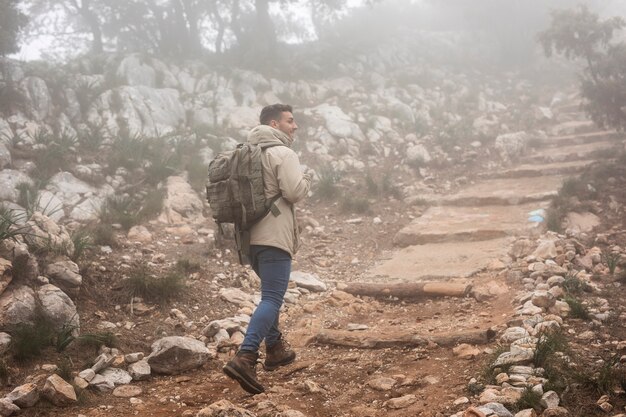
[7, 383, 39, 408]
[42, 374, 77, 406]
[37, 284, 79, 332]
[147, 336, 209, 375]
[45, 260, 82, 287]
[158, 176, 204, 225]
[290, 271, 327, 292]
[0, 285, 37, 328]
[196, 399, 256, 417]
[128, 359, 151, 381]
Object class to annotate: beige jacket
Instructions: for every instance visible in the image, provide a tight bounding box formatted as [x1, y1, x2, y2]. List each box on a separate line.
[247, 125, 311, 256]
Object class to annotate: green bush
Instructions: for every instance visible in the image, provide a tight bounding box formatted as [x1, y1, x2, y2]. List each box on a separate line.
[125, 266, 186, 303]
[316, 166, 341, 200]
[10, 311, 56, 361]
[533, 331, 569, 368]
[565, 296, 590, 320]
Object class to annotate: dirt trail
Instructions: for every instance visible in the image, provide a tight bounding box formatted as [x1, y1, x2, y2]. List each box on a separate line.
[31, 122, 624, 417]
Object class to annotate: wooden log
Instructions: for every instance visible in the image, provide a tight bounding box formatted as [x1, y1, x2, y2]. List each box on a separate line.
[310, 328, 495, 349]
[338, 281, 471, 299]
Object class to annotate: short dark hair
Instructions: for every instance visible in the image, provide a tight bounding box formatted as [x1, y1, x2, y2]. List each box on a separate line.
[260, 104, 293, 125]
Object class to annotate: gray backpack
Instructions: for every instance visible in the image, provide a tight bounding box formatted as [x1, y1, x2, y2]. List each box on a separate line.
[206, 142, 282, 230]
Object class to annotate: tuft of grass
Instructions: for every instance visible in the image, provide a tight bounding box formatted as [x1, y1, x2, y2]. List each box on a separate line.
[55, 323, 78, 353]
[92, 223, 117, 247]
[480, 344, 509, 385]
[0, 359, 9, 385]
[564, 296, 590, 320]
[76, 332, 117, 353]
[316, 166, 341, 200]
[562, 272, 589, 295]
[99, 195, 137, 230]
[513, 387, 542, 412]
[340, 196, 371, 214]
[187, 153, 208, 192]
[137, 188, 166, 221]
[0, 206, 28, 243]
[533, 331, 568, 368]
[69, 228, 93, 262]
[10, 310, 56, 362]
[125, 265, 186, 303]
[56, 355, 73, 382]
[601, 249, 620, 275]
[175, 259, 202, 274]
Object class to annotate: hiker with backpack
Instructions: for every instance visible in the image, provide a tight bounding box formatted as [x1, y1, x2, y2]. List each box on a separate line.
[219, 104, 311, 394]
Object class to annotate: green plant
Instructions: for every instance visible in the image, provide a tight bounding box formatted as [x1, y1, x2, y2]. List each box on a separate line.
[138, 188, 166, 221]
[562, 271, 590, 295]
[55, 322, 78, 352]
[316, 166, 341, 200]
[545, 205, 564, 233]
[595, 354, 624, 394]
[0, 206, 27, 243]
[56, 355, 73, 382]
[513, 387, 542, 412]
[340, 196, 371, 214]
[601, 249, 620, 275]
[76, 332, 117, 353]
[125, 266, 186, 303]
[92, 223, 117, 246]
[480, 344, 509, 385]
[10, 310, 56, 361]
[565, 296, 590, 320]
[70, 228, 93, 262]
[108, 131, 148, 171]
[175, 258, 202, 274]
[99, 195, 138, 230]
[79, 123, 108, 152]
[533, 331, 569, 368]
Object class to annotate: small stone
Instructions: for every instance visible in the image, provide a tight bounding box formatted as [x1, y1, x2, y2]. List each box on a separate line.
[367, 377, 396, 391]
[347, 323, 368, 331]
[42, 374, 77, 406]
[0, 398, 20, 416]
[453, 344, 481, 359]
[540, 390, 560, 409]
[7, 383, 39, 408]
[78, 369, 96, 382]
[384, 394, 416, 409]
[463, 407, 487, 417]
[113, 385, 143, 398]
[453, 397, 469, 405]
[128, 360, 151, 381]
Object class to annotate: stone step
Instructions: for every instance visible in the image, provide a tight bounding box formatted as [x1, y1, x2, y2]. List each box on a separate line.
[521, 141, 617, 164]
[549, 120, 597, 136]
[367, 238, 512, 281]
[423, 175, 565, 207]
[533, 131, 621, 147]
[484, 160, 595, 179]
[393, 203, 548, 247]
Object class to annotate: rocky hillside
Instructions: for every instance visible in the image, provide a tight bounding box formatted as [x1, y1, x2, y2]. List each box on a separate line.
[0, 31, 624, 417]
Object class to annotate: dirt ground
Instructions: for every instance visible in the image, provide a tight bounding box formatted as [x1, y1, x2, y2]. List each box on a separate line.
[9, 154, 626, 417]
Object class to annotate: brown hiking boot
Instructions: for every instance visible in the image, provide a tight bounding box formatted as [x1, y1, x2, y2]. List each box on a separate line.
[223, 350, 265, 394]
[264, 336, 296, 371]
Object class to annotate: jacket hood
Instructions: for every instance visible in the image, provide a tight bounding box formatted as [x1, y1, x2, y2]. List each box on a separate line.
[248, 125, 293, 147]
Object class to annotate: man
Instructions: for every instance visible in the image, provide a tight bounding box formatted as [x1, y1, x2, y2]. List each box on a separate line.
[223, 104, 311, 394]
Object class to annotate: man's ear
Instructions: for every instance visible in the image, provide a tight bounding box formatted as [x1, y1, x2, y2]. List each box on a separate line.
[269, 120, 278, 128]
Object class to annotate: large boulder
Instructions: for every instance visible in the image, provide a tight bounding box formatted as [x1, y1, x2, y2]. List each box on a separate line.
[42, 374, 77, 406]
[158, 176, 204, 224]
[494, 132, 529, 163]
[0, 170, 34, 203]
[0, 285, 37, 328]
[87, 86, 185, 137]
[37, 284, 79, 332]
[45, 260, 82, 287]
[6, 383, 39, 408]
[305, 104, 365, 141]
[21, 76, 52, 121]
[23, 212, 74, 255]
[146, 336, 210, 375]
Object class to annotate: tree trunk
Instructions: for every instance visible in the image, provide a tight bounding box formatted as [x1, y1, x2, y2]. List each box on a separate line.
[310, 328, 496, 349]
[78, 0, 103, 54]
[338, 281, 472, 299]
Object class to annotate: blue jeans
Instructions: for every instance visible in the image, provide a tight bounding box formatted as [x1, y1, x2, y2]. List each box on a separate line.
[240, 245, 291, 352]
